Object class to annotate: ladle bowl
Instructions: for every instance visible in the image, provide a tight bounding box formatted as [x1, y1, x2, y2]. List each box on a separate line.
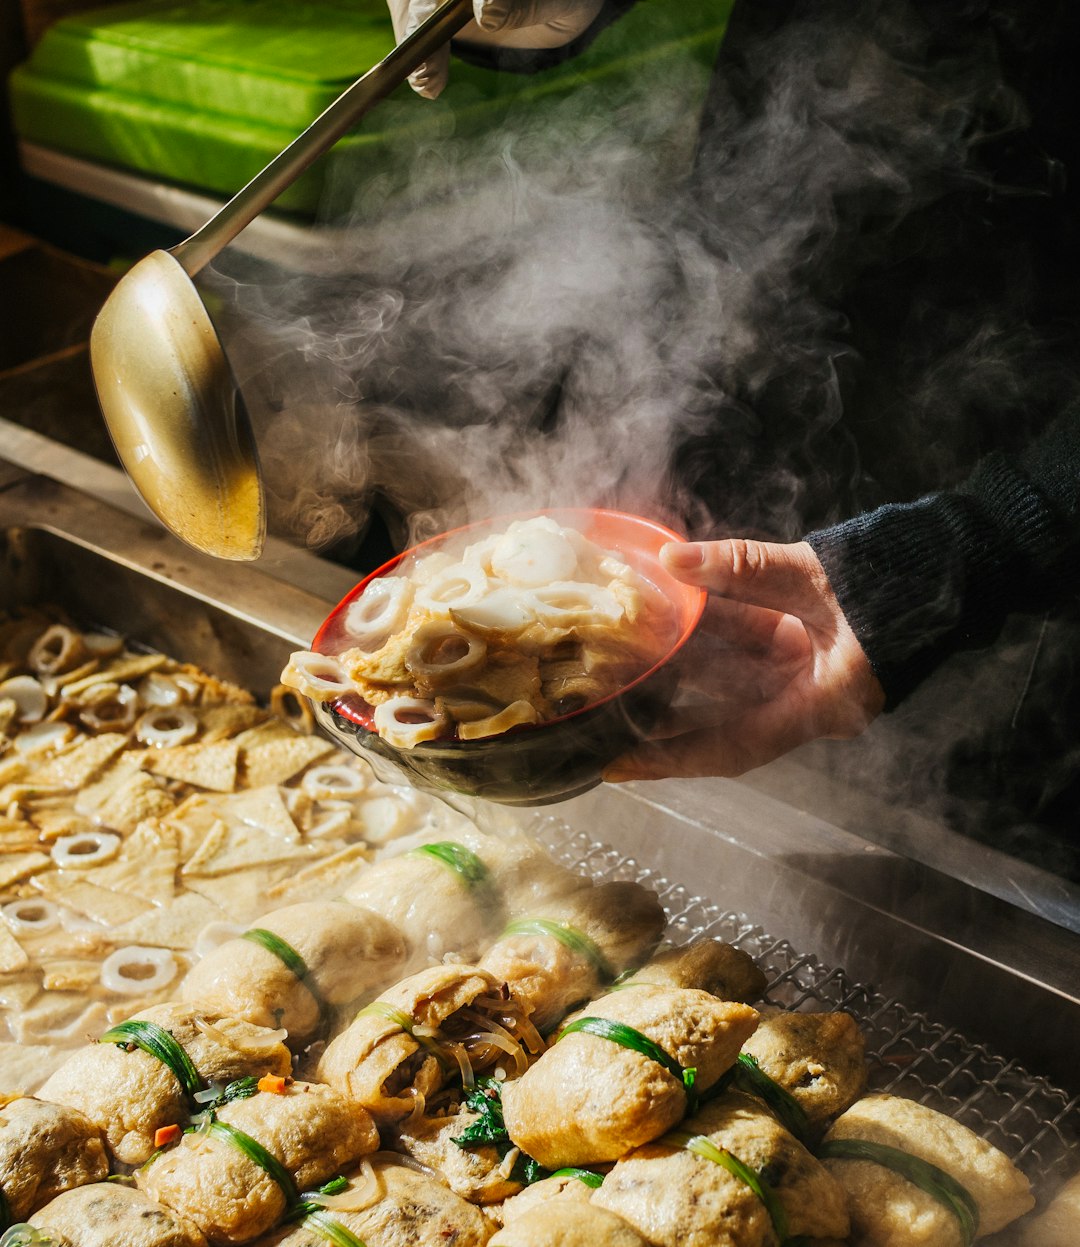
[89, 0, 473, 561]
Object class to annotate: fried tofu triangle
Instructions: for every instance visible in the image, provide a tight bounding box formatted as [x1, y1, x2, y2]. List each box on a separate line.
[488, 1204, 651, 1246]
[502, 985, 758, 1168]
[593, 1089, 850, 1246]
[821, 1093, 1035, 1246]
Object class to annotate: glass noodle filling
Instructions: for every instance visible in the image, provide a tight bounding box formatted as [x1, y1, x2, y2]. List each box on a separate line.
[283, 517, 676, 748]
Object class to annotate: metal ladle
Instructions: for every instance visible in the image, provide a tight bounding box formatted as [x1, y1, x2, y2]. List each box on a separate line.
[90, 0, 473, 561]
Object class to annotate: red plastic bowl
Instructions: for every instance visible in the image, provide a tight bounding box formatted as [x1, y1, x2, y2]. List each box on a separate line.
[307, 508, 705, 806]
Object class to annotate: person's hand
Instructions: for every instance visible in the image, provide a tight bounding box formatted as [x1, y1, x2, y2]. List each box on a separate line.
[603, 539, 886, 782]
[386, 0, 604, 98]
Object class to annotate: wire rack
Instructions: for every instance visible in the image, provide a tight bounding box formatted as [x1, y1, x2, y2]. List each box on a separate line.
[532, 819, 1080, 1198]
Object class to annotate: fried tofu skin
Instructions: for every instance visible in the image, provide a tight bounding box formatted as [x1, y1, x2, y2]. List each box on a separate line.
[317, 965, 530, 1127]
[741, 1009, 867, 1131]
[251, 1161, 492, 1247]
[37, 1003, 292, 1165]
[138, 1082, 379, 1246]
[31, 1183, 209, 1247]
[181, 901, 406, 1045]
[0, 1096, 108, 1221]
[498, 1171, 599, 1224]
[593, 1090, 850, 1246]
[502, 986, 758, 1168]
[821, 1093, 1035, 1245]
[619, 941, 767, 1002]
[395, 1108, 524, 1205]
[479, 880, 665, 1031]
[488, 1203, 650, 1246]
[1013, 1169, 1080, 1247]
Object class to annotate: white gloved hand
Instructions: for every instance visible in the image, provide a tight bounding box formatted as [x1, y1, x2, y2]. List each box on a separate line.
[387, 0, 605, 99]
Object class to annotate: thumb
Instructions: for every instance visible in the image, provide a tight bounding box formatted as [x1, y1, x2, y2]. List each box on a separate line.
[661, 539, 833, 620]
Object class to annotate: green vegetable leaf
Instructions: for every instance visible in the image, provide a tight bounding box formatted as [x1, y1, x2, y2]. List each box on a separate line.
[501, 919, 614, 982]
[667, 1131, 790, 1243]
[550, 1167, 605, 1189]
[819, 1138, 978, 1246]
[100, 1019, 203, 1100]
[557, 1016, 698, 1112]
[734, 1053, 813, 1145]
[241, 928, 329, 1026]
[451, 1076, 548, 1185]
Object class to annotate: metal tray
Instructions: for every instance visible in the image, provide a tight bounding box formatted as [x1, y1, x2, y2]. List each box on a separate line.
[2, 465, 1077, 1205]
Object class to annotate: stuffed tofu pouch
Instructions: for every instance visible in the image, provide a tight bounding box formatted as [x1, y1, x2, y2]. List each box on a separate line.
[0, 1096, 109, 1222]
[820, 1093, 1035, 1245]
[394, 1105, 525, 1205]
[498, 1170, 603, 1223]
[30, 1182, 209, 1247]
[138, 1081, 379, 1246]
[181, 900, 406, 1044]
[740, 1009, 867, 1133]
[619, 941, 767, 1002]
[251, 1161, 491, 1247]
[479, 880, 665, 1031]
[502, 985, 758, 1167]
[37, 1002, 292, 1164]
[317, 964, 540, 1126]
[488, 1203, 650, 1247]
[593, 1089, 850, 1246]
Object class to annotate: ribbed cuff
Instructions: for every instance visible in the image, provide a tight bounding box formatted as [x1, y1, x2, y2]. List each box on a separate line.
[807, 451, 1075, 707]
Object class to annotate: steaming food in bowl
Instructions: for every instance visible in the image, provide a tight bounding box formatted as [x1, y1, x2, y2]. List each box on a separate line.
[284, 509, 707, 804]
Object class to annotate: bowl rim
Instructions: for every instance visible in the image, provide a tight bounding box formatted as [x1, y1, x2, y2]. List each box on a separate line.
[312, 506, 707, 750]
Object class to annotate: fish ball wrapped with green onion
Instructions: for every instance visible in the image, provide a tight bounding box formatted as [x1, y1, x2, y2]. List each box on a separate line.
[138, 1082, 379, 1246]
[180, 901, 406, 1046]
[502, 986, 758, 1168]
[0, 1097, 109, 1223]
[739, 1009, 867, 1134]
[29, 1183, 209, 1247]
[618, 940, 767, 1002]
[250, 1160, 492, 1247]
[479, 881, 666, 1031]
[592, 1089, 850, 1246]
[488, 1204, 651, 1247]
[317, 964, 540, 1127]
[36, 1003, 292, 1165]
[820, 1093, 1035, 1245]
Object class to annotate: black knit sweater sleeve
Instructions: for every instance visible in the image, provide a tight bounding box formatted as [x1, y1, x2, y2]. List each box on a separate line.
[806, 405, 1080, 708]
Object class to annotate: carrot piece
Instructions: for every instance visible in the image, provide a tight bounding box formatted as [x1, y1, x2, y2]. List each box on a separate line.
[154, 1123, 182, 1148]
[257, 1073, 290, 1094]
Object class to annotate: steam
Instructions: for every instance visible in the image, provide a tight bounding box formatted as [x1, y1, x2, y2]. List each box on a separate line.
[206, 1, 1046, 556]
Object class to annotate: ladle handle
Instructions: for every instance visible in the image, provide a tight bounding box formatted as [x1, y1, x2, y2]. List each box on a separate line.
[171, 0, 474, 276]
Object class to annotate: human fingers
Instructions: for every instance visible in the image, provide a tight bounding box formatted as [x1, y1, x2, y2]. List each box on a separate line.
[473, 0, 604, 46]
[663, 539, 838, 625]
[386, 0, 454, 98]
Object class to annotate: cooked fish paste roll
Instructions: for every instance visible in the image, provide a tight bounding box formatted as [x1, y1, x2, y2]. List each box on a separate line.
[342, 840, 504, 963]
[619, 940, 767, 1002]
[502, 985, 759, 1167]
[488, 1204, 651, 1246]
[318, 964, 539, 1126]
[139, 1081, 378, 1246]
[0, 1096, 108, 1222]
[30, 1183, 209, 1247]
[593, 1089, 850, 1246]
[821, 1093, 1035, 1245]
[251, 1161, 491, 1247]
[37, 1003, 292, 1165]
[479, 880, 665, 1030]
[740, 1009, 867, 1132]
[181, 900, 406, 1044]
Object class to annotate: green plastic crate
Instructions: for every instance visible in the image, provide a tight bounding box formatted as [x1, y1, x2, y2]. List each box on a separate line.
[11, 0, 733, 218]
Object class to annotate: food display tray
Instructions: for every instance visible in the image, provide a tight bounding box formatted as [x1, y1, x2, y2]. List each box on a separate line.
[2, 464, 1076, 1209]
